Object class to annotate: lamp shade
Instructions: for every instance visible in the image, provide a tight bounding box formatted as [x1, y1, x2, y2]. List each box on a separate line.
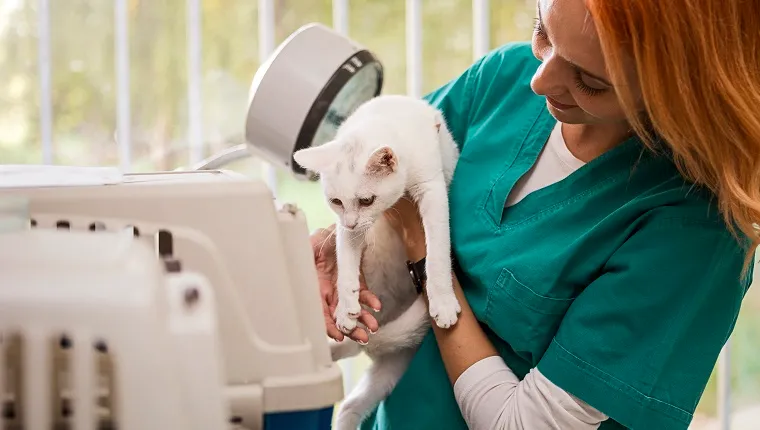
[244, 23, 383, 180]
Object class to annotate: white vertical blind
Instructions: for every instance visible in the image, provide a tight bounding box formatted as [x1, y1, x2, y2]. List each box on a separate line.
[472, 0, 490, 59]
[257, 0, 276, 65]
[37, 0, 53, 164]
[187, 0, 204, 165]
[405, 0, 423, 98]
[718, 342, 732, 430]
[258, 0, 278, 196]
[332, 0, 349, 36]
[115, 0, 132, 171]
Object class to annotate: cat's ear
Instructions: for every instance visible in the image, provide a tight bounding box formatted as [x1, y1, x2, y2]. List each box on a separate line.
[293, 141, 339, 172]
[365, 146, 397, 176]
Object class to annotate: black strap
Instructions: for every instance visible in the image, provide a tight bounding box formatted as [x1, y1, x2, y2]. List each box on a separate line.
[406, 257, 427, 294]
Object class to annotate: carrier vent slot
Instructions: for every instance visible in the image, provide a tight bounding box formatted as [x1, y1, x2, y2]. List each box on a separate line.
[88, 222, 106, 232]
[155, 229, 173, 258]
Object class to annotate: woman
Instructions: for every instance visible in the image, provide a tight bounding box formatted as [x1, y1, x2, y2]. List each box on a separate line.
[311, 0, 759, 428]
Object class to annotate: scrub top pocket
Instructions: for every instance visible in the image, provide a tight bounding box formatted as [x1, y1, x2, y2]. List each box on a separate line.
[486, 268, 575, 365]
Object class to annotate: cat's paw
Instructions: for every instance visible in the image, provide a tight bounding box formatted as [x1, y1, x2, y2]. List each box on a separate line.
[427, 292, 461, 329]
[334, 300, 361, 334]
[336, 281, 363, 318]
[335, 312, 358, 335]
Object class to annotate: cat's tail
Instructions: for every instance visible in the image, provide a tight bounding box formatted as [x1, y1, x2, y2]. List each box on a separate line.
[364, 295, 431, 356]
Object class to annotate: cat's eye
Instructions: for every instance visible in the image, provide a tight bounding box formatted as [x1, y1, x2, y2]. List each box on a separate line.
[330, 198, 343, 206]
[358, 196, 376, 207]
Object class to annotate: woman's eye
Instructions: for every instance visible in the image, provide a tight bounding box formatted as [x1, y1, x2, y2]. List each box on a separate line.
[573, 70, 609, 97]
[580, 74, 609, 91]
[330, 198, 343, 206]
[533, 18, 548, 40]
[358, 196, 376, 207]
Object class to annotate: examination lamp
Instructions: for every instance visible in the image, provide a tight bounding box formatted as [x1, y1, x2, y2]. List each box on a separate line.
[194, 23, 384, 179]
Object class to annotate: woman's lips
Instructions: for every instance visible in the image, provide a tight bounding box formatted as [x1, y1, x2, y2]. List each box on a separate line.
[546, 96, 577, 110]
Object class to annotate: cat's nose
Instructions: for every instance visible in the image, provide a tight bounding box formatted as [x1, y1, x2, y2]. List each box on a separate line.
[344, 221, 358, 230]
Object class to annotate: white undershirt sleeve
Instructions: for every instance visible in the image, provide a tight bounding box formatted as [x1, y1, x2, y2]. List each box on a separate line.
[453, 356, 608, 430]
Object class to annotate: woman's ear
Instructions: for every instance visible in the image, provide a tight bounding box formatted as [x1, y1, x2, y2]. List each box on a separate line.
[293, 141, 339, 172]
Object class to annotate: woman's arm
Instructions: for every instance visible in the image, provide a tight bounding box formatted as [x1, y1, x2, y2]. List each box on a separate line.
[426, 271, 500, 383]
[400, 210, 499, 382]
[389, 200, 607, 430]
[455, 357, 608, 429]
[428, 271, 606, 429]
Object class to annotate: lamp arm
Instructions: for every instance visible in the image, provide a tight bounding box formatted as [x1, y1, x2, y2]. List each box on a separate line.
[191, 144, 252, 171]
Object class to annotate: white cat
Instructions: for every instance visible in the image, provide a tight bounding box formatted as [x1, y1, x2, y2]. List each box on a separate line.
[293, 94, 461, 429]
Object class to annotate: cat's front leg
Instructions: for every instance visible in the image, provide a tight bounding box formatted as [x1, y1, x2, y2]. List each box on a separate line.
[334, 227, 364, 334]
[329, 339, 362, 361]
[411, 178, 461, 329]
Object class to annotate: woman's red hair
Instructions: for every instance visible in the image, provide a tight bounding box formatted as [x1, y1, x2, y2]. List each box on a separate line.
[589, 0, 760, 269]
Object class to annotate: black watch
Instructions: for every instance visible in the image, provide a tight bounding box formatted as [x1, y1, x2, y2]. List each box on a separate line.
[406, 257, 427, 294]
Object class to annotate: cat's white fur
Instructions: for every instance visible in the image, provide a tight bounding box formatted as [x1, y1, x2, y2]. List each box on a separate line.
[293, 95, 461, 429]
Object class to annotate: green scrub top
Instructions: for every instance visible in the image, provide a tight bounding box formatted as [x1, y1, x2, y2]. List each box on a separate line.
[360, 42, 753, 430]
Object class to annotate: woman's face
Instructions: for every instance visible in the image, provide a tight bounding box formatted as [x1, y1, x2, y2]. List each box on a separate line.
[530, 0, 638, 125]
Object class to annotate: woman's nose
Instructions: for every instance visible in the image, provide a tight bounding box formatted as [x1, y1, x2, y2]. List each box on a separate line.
[530, 55, 567, 98]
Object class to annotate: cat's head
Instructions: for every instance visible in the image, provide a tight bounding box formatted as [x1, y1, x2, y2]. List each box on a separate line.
[293, 134, 406, 231]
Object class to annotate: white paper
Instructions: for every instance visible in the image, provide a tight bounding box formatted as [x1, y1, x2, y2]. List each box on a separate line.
[0, 165, 123, 188]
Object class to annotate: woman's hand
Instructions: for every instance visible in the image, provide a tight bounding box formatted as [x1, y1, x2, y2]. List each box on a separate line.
[310, 195, 426, 345]
[310, 225, 381, 344]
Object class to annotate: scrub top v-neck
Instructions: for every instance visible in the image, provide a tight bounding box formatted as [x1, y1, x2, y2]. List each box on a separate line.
[505, 121, 586, 207]
[361, 42, 751, 430]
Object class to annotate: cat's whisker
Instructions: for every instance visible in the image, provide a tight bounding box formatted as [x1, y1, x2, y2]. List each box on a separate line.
[366, 236, 377, 254]
[361, 234, 371, 251]
[388, 207, 403, 221]
[348, 231, 365, 244]
[317, 228, 336, 258]
[387, 206, 414, 233]
[361, 221, 375, 230]
[362, 226, 375, 248]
